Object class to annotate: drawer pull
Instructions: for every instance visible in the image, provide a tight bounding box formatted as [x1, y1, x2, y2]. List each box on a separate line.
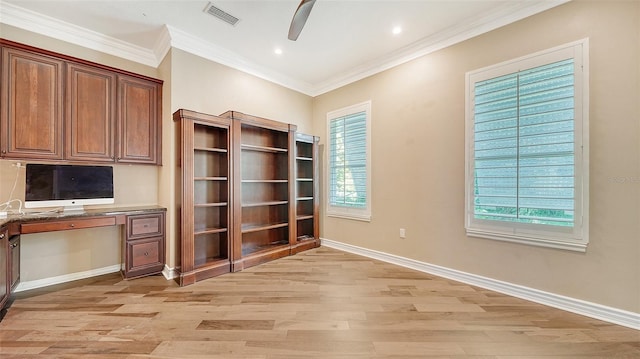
[70, 224, 75, 227]
[144, 252, 149, 256]
[10, 243, 18, 249]
[0, 234, 4, 239]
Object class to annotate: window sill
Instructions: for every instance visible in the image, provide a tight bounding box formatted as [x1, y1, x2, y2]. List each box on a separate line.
[327, 212, 371, 222]
[466, 228, 587, 252]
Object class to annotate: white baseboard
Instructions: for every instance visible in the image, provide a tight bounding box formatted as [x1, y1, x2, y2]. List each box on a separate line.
[162, 265, 178, 280]
[15, 264, 178, 293]
[14, 264, 122, 293]
[321, 238, 640, 330]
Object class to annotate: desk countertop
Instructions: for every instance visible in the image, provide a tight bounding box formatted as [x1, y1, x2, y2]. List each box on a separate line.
[0, 205, 166, 228]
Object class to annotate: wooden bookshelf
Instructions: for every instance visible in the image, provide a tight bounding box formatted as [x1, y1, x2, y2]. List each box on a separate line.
[292, 133, 320, 254]
[174, 109, 232, 286]
[225, 111, 297, 271]
[174, 109, 319, 284]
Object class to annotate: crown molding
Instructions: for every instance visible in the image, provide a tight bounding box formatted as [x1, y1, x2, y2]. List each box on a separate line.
[164, 25, 315, 95]
[153, 25, 173, 64]
[0, 0, 569, 97]
[310, 0, 570, 96]
[0, 0, 159, 67]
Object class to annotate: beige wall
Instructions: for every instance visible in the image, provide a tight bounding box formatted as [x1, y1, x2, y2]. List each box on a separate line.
[313, 0, 640, 313]
[169, 48, 313, 132]
[0, 24, 160, 282]
[0, 160, 159, 282]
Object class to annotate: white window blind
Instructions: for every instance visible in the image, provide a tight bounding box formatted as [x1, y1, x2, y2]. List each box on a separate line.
[327, 101, 371, 221]
[473, 59, 575, 226]
[465, 40, 589, 251]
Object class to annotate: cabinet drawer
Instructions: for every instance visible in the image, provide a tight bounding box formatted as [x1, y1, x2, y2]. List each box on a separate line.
[130, 239, 161, 268]
[124, 236, 165, 279]
[127, 213, 164, 239]
[21, 217, 116, 234]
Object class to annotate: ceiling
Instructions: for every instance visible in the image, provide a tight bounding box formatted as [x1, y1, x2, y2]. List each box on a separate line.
[0, 0, 568, 96]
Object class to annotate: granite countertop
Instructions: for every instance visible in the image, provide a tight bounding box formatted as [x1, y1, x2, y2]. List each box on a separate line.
[0, 205, 166, 228]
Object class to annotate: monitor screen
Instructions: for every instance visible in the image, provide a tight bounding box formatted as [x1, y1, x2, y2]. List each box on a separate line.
[25, 164, 114, 211]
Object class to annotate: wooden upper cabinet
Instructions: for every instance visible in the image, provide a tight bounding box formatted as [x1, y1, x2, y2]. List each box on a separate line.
[1, 47, 64, 159]
[65, 63, 116, 162]
[117, 75, 161, 165]
[0, 40, 162, 165]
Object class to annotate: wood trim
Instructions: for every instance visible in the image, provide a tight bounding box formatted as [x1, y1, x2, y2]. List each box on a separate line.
[220, 111, 290, 132]
[174, 109, 229, 127]
[231, 117, 243, 272]
[20, 217, 117, 234]
[312, 136, 320, 240]
[288, 126, 297, 246]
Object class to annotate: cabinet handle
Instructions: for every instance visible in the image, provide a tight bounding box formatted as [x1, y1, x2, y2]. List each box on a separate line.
[144, 252, 149, 256]
[70, 223, 75, 228]
[0, 234, 4, 239]
[10, 243, 17, 248]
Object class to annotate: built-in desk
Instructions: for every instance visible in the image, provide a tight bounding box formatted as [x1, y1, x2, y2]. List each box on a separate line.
[0, 206, 166, 312]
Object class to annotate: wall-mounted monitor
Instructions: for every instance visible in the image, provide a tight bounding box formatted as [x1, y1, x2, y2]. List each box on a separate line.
[25, 164, 114, 212]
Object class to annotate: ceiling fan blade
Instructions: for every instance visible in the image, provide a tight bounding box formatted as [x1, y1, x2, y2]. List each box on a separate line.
[288, 0, 316, 41]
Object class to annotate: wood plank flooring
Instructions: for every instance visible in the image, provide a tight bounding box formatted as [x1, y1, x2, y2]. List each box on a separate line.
[1, 247, 638, 358]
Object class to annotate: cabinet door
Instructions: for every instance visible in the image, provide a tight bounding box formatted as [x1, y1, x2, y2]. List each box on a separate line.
[0, 228, 8, 311]
[1, 47, 64, 159]
[66, 63, 116, 162]
[9, 236, 19, 292]
[117, 75, 161, 165]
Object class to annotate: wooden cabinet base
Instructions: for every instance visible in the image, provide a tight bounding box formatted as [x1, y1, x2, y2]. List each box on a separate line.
[232, 245, 291, 272]
[290, 238, 320, 255]
[178, 262, 231, 286]
[122, 212, 166, 279]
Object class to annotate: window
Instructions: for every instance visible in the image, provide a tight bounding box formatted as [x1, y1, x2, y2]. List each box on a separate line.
[465, 40, 589, 251]
[327, 101, 371, 221]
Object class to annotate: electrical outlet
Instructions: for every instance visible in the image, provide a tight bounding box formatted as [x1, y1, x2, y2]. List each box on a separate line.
[399, 228, 406, 238]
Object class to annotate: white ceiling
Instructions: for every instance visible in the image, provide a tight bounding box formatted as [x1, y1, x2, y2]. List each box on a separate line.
[0, 0, 568, 96]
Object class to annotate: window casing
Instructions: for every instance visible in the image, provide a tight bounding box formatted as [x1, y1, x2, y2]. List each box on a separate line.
[465, 40, 589, 251]
[327, 101, 372, 221]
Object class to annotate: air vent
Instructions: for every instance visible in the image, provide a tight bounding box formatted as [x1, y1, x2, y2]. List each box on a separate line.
[204, 2, 240, 26]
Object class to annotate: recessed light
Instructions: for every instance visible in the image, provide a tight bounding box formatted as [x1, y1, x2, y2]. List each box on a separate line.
[392, 26, 402, 35]
[274, 48, 283, 55]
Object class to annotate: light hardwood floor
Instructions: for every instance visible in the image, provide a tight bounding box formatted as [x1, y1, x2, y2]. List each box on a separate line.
[1, 247, 638, 358]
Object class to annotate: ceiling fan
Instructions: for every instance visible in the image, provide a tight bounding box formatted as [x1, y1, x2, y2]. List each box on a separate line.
[288, 0, 317, 41]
